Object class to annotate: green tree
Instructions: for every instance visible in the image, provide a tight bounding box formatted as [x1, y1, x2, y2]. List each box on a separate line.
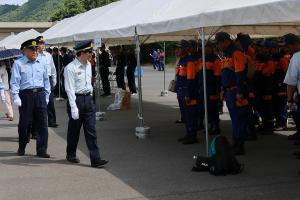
[51, 0, 118, 21]
[50, 0, 86, 21]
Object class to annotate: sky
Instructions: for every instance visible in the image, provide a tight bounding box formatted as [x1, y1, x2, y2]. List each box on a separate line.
[0, 0, 28, 5]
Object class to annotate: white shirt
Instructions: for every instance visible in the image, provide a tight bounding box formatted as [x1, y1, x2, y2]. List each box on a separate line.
[0, 65, 9, 90]
[38, 51, 57, 87]
[64, 58, 93, 108]
[284, 51, 300, 93]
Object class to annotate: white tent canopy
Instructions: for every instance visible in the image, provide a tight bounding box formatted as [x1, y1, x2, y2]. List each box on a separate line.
[0, 34, 16, 49]
[0, 29, 41, 50]
[44, 0, 300, 45]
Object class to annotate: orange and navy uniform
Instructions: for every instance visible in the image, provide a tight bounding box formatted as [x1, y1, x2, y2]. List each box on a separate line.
[220, 44, 248, 102]
[273, 53, 290, 97]
[176, 54, 197, 105]
[220, 43, 249, 140]
[197, 54, 221, 100]
[255, 53, 275, 101]
[245, 47, 256, 99]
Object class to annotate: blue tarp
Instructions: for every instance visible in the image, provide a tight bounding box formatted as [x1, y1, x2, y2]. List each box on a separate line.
[0, 49, 22, 61]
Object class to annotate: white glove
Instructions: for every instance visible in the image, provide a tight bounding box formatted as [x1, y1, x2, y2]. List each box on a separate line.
[46, 98, 49, 105]
[71, 106, 79, 120]
[13, 97, 22, 107]
[0, 90, 5, 102]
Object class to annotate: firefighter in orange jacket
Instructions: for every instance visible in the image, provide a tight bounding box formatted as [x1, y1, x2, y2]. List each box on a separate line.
[197, 41, 221, 135]
[235, 33, 257, 141]
[255, 40, 276, 134]
[215, 32, 249, 155]
[175, 40, 198, 145]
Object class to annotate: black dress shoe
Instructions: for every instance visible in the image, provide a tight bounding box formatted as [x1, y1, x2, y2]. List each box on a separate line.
[36, 153, 50, 158]
[91, 160, 108, 168]
[175, 119, 184, 124]
[48, 123, 58, 128]
[17, 149, 25, 156]
[66, 155, 80, 164]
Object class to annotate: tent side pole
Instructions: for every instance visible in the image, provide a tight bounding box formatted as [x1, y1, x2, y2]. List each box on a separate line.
[161, 41, 168, 96]
[135, 33, 144, 127]
[134, 31, 150, 139]
[200, 27, 209, 156]
[96, 47, 102, 112]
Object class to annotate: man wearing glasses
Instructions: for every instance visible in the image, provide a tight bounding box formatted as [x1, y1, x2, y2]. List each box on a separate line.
[10, 39, 51, 157]
[64, 40, 108, 168]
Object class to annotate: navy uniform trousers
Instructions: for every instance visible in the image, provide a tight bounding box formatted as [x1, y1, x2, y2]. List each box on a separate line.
[18, 89, 48, 154]
[47, 77, 57, 125]
[66, 94, 101, 162]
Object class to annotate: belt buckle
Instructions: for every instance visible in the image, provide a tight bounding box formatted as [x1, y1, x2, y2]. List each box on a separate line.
[33, 89, 38, 93]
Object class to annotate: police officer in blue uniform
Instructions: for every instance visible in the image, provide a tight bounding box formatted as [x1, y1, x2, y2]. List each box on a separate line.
[10, 39, 51, 157]
[64, 40, 108, 168]
[36, 36, 58, 128]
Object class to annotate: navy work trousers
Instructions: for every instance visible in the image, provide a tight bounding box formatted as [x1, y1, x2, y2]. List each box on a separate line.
[66, 95, 101, 162]
[18, 89, 48, 154]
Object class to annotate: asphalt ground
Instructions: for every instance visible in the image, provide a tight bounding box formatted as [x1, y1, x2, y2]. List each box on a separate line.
[0, 66, 300, 200]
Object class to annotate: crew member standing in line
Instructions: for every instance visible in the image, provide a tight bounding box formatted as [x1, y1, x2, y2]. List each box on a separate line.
[99, 43, 111, 97]
[64, 40, 108, 167]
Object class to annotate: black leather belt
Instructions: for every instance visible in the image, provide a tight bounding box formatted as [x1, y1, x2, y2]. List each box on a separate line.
[75, 92, 91, 96]
[21, 88, 44, 93]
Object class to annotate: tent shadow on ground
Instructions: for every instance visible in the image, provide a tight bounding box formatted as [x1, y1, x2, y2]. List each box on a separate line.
[52, 96, 300, 200]
[0, 155, 94, 168]
[0, 136, 18, 143]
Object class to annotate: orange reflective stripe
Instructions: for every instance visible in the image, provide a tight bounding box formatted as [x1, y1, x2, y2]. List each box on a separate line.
[221, 58, 233, 70]
[209, 95, 220, 100]
[246, 47, 256, 61]
[187, 61, 196, 79]
[226, 86, 237, 91]
[186, 99, 197, 106]
[261, 61, 275, 76]
[280, 55, 290, 72]
[233, 51, 247, 72]
[255, 63, 264, 71]
[206, 62, 214, 70]
[277, 92, 286, 96]
[214, 60, 222, 76]
[262, 95, 272, 101]
[236, 99, 248, 107]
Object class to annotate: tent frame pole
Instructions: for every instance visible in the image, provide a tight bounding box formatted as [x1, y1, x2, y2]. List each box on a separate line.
[95, 47, 105, 121]
[199, 27, 209, 156]
[161, 41, 168, 96]
[135, 32, 144, 127]
[134, 29, 150, 139]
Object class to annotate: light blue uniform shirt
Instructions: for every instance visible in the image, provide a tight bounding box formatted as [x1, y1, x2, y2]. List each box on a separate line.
[64, 58, 93, 108]
[38, 51, 57, 87]
[0, 79, 3, 90]
[10, 55, 50, 101]
[284, 51, 300, 93]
